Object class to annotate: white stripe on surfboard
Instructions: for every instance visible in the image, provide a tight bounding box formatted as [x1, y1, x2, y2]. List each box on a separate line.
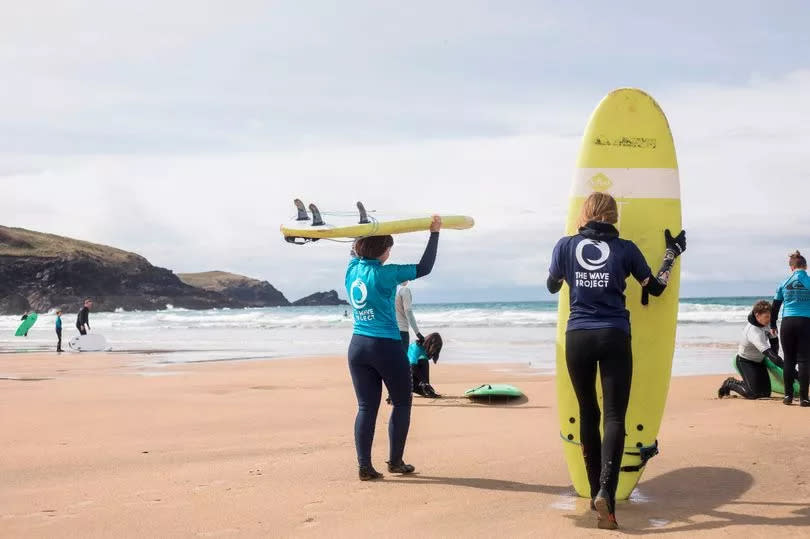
[571, 168, 680, 199]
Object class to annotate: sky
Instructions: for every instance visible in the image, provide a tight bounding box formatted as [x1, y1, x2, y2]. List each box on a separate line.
[2, 1, 809, 303]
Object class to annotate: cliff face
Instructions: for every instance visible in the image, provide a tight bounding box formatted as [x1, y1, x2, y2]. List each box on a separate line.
[292, 290, 348, 307]
[0, 243, 237, 314]
[0, 226, 342, 314]
[177, 271, 290, 307]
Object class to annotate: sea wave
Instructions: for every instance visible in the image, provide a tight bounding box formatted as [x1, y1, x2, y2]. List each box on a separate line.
[0, 300, 754, 331]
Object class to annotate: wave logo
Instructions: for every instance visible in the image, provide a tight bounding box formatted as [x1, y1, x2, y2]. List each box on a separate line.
[576, 240, 611, 271]
[588, 173, 613, 192]
[349, 279, 369, 309]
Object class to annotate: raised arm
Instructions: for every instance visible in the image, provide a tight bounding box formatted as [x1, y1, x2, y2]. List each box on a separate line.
[415, 216, 442, 279]
[642, 229, 686, 297]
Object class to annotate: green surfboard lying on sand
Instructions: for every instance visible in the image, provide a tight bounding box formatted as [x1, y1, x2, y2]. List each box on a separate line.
[464, 384, 524, 398]
[732, 356, 800, 397]
[15, 313, 38, 336]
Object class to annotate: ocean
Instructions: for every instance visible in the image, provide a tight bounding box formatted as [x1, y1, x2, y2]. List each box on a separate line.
[0, 297, 760, 376]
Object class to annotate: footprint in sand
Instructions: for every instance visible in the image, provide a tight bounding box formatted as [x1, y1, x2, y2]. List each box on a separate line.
[196, 528, 241, 537]
[193, 479, 228, 493]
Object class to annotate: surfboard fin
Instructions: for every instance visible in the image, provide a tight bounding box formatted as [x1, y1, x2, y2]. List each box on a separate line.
[293, 199, 309, 221]
[357, 201, 370, 224]
[284, 236, 319, 245]
[309, 203, 324, 226]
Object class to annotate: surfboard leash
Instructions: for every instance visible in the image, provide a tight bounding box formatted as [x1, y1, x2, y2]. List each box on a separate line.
[558, 433, 660, 473]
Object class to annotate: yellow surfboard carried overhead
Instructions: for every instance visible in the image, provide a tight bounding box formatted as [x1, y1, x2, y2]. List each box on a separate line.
[280, 200, 474, 243]
[556, 89, 682, 500]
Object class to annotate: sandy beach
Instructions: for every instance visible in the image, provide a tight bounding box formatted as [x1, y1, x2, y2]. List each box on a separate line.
[1, 353, 809, 538]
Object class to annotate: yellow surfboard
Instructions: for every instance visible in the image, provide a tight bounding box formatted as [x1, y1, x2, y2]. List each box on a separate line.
[556, 88, 681, 500]
[280, 200, 474, 241]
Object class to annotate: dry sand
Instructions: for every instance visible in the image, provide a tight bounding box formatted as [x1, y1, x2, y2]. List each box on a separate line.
[1, 353, 809, 538]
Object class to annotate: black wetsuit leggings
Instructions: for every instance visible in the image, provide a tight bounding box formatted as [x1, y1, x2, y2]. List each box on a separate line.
[348, 334, 412, 468]
[781, 317, 810, 401]
[400, 331, 410, 356]
[566, 328, 632, 501]
[727, 356, 771, 399]
[56, 328, 62, 351]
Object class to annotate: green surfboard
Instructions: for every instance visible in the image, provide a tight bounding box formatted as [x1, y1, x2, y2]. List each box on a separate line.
[464, 384, 524, 398]
[15, 313, 38, 336]
[732, 356, 799, 397]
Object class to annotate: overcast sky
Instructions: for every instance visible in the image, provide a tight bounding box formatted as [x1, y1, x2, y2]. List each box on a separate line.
[3, 1, 809, 302]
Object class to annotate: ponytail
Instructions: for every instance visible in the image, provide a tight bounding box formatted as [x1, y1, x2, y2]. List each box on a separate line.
[789, 250, 807, 270]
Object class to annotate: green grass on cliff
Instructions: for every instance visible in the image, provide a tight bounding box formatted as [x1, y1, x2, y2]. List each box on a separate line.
[177, 271, 263, 292]
[0, 225, 146, 264]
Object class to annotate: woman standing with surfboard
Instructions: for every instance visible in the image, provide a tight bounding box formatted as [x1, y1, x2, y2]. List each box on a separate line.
[345, 216, 441, 480]
[547, 192, 685, 529]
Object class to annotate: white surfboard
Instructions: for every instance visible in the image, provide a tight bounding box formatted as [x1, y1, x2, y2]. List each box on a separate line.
[68, 334, 111, 352]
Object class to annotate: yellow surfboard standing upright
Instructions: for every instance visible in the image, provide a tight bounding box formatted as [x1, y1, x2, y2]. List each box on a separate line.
[556, 88, 682, 500]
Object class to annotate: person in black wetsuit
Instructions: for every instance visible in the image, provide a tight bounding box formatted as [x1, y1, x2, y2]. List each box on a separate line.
[55, 310, 63, 352]
[20, 313, 30, 337]
[345, 216, 441, 481]
[718, 300, 790, 399]
[770, 250, 810, 406]
[547, 192, 686, 530]
[76, 298, 92, 335]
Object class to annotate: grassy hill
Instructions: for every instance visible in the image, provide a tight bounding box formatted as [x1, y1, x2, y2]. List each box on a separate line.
[0, 226, 146, 265]
[178, 271, 290, 307]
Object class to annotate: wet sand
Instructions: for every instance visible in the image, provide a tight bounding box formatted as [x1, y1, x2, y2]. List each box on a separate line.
[1, 353, 809, 537]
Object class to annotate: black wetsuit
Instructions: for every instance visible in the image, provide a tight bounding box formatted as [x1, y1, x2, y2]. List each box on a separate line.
[400, 331, 410, 355]
[412, 358, 430, 389]
[76, 307, 90, 335]
[548, 221, 676, 503]
[56, 316, 63, 352]
[779, 317, 810, 401]
[771, 269, 810, 402]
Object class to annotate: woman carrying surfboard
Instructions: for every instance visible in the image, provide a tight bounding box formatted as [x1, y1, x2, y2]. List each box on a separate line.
[547, 192, 685, 529]
[770, 250, 810, 407]
[345, 216, 441, 481]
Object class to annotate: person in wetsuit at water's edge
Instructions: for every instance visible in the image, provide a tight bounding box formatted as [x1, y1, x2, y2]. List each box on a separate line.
[546, 192, 686, 530]
[76, 298, 92, 335]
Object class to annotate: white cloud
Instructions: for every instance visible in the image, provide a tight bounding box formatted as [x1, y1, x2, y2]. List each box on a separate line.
[1, 3, 809, 301]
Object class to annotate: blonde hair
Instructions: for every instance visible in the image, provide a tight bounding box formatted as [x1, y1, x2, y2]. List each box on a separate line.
[578, 192, 618, 228]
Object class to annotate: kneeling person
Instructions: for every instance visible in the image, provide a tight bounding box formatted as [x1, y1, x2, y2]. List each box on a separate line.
[719, 300, 785, 399]
[409, 333, 443, 398]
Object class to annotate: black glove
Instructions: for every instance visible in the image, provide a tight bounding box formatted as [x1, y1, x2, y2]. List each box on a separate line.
[416, 333, 425, 344]
[665, 229, 686, 257]
[769, 336, 780, 355]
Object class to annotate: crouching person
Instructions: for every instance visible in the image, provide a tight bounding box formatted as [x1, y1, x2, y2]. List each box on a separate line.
[409, 333, 443, 398]
[719, 300, 787, 399]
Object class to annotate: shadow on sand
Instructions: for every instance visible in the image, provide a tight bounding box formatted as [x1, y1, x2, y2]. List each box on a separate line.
[566, 466, 810, 534]
[386, 474, 570, 495]
[411, 394, 545, 409]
